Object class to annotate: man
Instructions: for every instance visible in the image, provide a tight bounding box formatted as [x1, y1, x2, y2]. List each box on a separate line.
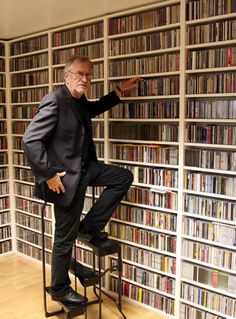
[22, 55, 139, 304]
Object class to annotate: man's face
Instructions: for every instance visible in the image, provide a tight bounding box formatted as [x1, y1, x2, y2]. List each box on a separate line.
[64, 60, 93, 98]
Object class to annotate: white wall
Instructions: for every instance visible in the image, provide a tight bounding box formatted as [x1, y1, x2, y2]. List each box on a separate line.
[0, 0, 160, 39]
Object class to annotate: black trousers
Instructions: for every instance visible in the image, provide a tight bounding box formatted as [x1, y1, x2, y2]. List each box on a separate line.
[50, 161, 133, 295]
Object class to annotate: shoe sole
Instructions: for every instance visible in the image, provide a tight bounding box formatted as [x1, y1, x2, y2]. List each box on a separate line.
[51, 296, 87, 304]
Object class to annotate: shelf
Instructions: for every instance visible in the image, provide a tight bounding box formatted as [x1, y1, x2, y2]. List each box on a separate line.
[111, 217, 177, 236]
[180, 299, 235, 319]
[182, 235, 236, 251]
[186, 12, 236, 25]
[110, 272, 175, 299]
[109, 236, 176, 258]
[181, 256, 236, 275]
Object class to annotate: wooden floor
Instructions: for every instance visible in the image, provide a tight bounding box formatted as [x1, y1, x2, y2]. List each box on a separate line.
[0, 253, 165, 319]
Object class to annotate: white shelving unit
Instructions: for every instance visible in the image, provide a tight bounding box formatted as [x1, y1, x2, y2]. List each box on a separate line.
[180, 2, 236, 318]
[1, 1, 236, 318]
[0, 40, 12, 255]
[8, 32, 53, 263]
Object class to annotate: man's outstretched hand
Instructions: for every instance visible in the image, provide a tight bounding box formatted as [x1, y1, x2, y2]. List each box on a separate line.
[115, 77, 142, 96]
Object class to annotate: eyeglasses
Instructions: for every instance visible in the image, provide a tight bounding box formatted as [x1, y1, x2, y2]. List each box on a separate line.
[68, 71, 93, 80]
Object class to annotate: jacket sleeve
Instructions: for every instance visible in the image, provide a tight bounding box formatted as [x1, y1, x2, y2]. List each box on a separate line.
[22, 93, 59, 183]
[86, 90, 121, 118]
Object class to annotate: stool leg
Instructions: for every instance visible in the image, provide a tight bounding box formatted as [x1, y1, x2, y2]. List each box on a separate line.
[92, 253, 99, 300]
[73, 243, 77, 292]
[84, 286, 87, 319]
[117, 247, 122, 310]
[41, 202, 64, 317]
[98, 256, 102, 319]
[118, 246, 127, 319]
[67, 312, 73, 319]
[41, 202, 48, 315]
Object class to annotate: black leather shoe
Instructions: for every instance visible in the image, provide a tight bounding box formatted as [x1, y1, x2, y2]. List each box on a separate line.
[78, 228, 109, 241]
[78, 221, 109, 241]
[51, 289, 88, 304]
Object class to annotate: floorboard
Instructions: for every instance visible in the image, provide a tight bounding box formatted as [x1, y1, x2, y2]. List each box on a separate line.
[0, 253, 166, 319]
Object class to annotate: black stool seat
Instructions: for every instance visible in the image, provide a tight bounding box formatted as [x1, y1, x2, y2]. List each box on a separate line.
[78, 236, 121, 256]
[70, 258, 99, 287]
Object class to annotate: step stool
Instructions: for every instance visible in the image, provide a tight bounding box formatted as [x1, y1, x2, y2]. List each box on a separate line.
[41, 202, 85, 318]
[70, 256, 99, 319]
[76, 234, 126, 319]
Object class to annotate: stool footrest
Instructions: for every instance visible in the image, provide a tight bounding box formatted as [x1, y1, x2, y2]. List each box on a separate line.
[70, 258, 99, 287]
[57, 301, 84, 316]
[45, 287, 84, 317]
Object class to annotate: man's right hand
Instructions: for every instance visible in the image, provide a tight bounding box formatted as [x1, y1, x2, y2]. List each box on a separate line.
[47, 171, 66, 194]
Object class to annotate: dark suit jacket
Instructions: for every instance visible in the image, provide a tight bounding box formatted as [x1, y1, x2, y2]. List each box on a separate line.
[22, 85, 120, 207]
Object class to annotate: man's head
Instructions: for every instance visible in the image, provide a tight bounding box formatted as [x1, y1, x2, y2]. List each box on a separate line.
[64, 55, 93, 98]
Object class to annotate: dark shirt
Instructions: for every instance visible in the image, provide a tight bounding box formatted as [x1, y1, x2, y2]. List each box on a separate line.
[72, 96, 97, 167]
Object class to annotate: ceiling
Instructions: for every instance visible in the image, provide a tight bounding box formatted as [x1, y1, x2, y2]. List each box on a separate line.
[0, 0, 160, 40]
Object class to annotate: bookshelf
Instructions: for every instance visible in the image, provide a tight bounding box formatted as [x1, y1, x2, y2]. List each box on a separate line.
[107, 1, 180, 316]
[1, 1, 236, 318]
[9, 33, 53, 263]
[181, 1, 236, 319]
[0, 40, 11, 254]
